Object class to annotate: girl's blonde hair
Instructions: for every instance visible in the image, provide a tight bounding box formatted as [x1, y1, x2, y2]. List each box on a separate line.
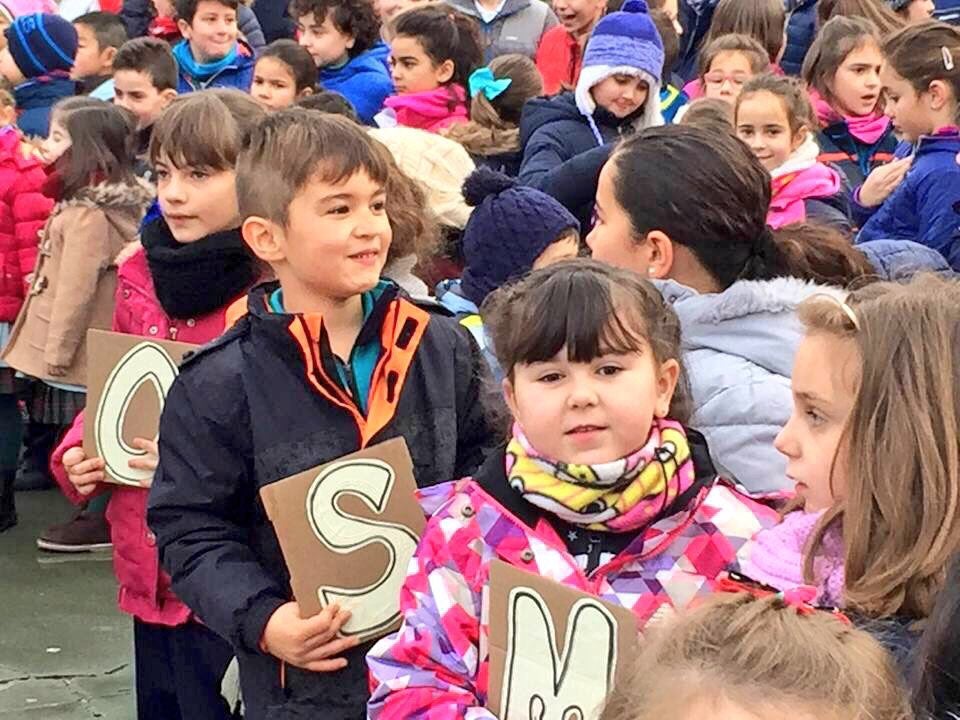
[883, 20, 960, 123]
[802, 16, 882, 113]
[800, 274, 960, 620]
[704, 0, 787, 63]
[600, 593, 912, 720]
[443, 54, 543, 157]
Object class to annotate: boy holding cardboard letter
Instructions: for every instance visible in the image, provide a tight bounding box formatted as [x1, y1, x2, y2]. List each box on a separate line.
[147, 109, 493, 720]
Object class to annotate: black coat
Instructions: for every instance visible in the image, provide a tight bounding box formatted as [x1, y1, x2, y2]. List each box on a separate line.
[147, 281, 493, 720]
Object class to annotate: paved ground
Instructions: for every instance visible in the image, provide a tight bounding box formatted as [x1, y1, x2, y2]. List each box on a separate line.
[0, 490, 134, 719]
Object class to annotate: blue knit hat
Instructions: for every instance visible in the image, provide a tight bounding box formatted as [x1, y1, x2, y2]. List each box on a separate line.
[575, 0, 664, 131]
[5, 13, 76, 78]
[459, 168, 580, 308]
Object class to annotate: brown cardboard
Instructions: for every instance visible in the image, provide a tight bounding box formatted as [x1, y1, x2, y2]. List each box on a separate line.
[83, 329, 197, 487]
[487, 560, 639, 720]
[259, 438, 426, 644]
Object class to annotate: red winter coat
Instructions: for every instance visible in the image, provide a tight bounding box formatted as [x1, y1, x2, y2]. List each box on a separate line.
[0, 129, 53, 322]
[535, 25, 582, 96]
[50, 245, 235, 626]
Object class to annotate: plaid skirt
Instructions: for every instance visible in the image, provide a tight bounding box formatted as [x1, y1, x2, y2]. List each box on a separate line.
[24, 381, 86, 426]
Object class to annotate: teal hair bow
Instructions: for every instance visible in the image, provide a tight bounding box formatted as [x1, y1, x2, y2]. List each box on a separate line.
[469, 67, 512, 101]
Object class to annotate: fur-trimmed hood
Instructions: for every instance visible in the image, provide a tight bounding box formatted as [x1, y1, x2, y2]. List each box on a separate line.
[54, 178, 154, 215]
[656, 276, 846, 379]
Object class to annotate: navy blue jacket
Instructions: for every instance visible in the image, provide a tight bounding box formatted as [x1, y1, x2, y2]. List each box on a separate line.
[148, 280, 493, 720]
[677, 0, 720, 81]
[518, 92, 627, 231]
[782, 0, 818, 76]
[856, 132, 960, 270]
[817, 120, 898, 188]
[319, 45, 394, 125]
[15, 76, 77, 138]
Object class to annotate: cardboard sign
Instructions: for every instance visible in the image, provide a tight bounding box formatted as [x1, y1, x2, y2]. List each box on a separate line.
[84, 329, 197, 487]
[259, 438, 426, 643]
[487, 561, 639, 720]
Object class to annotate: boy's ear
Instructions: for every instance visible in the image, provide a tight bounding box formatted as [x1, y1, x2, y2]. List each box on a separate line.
[242, 215, 286, 264]
[102, 45, 118, 68]
[177, 17, 193, 39]
[435, 58, 454, 85]
[159, 88, 178, 107]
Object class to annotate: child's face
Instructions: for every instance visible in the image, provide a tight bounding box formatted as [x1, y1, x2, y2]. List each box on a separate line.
[113, 70, 177, 130]
[736, 91, 805, 172]
[41, 119, 72, 165]
[591, 74, 649, 119]
[552, 0, 606, 37]
[504, 340, 680, 465]
[587, 163, 652, 276]
[0, 47, 24, 85]
[828, 41, 882, 117]
[155, 155, 240, 243]
[532, 233, 580, 270]
[296, 11, 355, 68]
[252, 57, 301, 110]
[703, 51, 754, 103]
[881, 61, 936, 143]
[389, 35, 452, 94]
[251, 170, 392, 305]
[775, 331, 859, 512]
[903, 0, 935, 23]
[178, 0, 239, 62]
[71, 23, 113, 80]
[152, 0, 176, 17]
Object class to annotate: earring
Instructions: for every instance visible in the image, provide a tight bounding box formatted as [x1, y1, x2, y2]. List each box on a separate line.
[648, 267, 656, 277]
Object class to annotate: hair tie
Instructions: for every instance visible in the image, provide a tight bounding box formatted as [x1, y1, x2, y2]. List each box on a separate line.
[943, 46, 955, 72]
[468, 67, 512, 101]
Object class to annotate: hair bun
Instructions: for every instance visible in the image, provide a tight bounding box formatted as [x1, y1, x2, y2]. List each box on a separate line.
[462, 167, 517, 208]
[619, 0, 649, 14]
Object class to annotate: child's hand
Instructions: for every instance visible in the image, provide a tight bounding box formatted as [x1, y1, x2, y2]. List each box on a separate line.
[859, 157, 912, 207]
[46, 363, 68, 377]
[128, 438, 159, 487]
[260, 602, 360, 672]
[62, 447, 106, 495]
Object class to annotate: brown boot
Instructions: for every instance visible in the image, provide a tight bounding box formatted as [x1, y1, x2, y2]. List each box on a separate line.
[36, 510, 111, 552]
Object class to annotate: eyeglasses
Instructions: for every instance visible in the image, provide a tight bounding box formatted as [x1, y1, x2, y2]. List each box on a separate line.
[703, 71, 749, 87]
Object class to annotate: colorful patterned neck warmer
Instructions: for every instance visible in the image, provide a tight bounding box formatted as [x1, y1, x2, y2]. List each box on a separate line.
[505, 418, 695, 533]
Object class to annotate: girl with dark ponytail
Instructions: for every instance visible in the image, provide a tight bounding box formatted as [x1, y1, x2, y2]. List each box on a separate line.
[586, 124, 871, 496]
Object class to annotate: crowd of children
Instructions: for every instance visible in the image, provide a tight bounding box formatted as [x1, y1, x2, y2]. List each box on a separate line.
[0, 0, 957, 718]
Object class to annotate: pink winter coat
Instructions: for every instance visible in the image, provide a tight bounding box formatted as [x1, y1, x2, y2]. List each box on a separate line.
[381, 85, 469, 133]
[0, 127, 53, 322]
[50, 245, 234, 626]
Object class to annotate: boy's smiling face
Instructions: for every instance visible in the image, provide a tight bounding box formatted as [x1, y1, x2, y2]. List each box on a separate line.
[178, 0, 238, 62]
[246, 170, 392, 309]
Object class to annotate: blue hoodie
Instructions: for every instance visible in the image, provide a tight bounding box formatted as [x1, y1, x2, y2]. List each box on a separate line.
[319, 45, 394, 125]
[856, 130, 960, 271]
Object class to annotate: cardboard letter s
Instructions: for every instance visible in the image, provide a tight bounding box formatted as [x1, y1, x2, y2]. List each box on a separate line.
[306, 459, 420, 639]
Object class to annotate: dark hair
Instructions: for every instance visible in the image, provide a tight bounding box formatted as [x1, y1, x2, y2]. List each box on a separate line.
[175, 0, 238, 25]
[679, 97, 735, 133]
[913, 552, 960, 718]
[884, 20, 960, 122]
[73, 11, 128, 50]
[609, 125, 870, 288]
[817, 0, 905, 36]
[381, 149, 439, 266]
[392, 6, 483, 91]
[704, 0, 786, 62]
[294, 89, 359, 121]
[289, 0, 380, 57]
[257, 39, 317, 93]
[237, 109, 390, 226]
[802, 16, 881, 112]
[52, 100, 136, 198]
[150, 90, 266, 170]
[113, 37, 178, 91]
[697, 33, 769, 78]
[651, 9, 679, 82]
[736, 73, 817, 134]
[483, 258, 692, 423]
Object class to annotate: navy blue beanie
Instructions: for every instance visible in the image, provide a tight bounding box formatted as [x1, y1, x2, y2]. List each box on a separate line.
[459, 167, 580, 308]
[5, 13, 77, 78]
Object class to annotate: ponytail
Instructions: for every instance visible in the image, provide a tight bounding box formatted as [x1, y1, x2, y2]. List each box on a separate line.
[393, 6, 484, 92]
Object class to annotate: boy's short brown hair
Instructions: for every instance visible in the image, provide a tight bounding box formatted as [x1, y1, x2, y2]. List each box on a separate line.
[150, 90, 266, 171]
[114, 37, 179, 91]
[175, 0, 239, 25]
[237, 109, 390, 226]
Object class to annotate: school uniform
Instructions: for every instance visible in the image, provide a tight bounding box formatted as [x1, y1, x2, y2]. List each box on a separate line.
[147, 279, 494, 720]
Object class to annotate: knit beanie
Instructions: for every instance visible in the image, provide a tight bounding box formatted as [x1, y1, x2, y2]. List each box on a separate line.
[575, 0, 664, 132]
[459, 167, 580, 308]
[5, 13, 77, 78]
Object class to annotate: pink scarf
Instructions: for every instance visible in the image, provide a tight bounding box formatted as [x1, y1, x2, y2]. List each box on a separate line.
[809, 87, 890, 144]
[382, 84, 468, 133]
[768, 164, 842, 229]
